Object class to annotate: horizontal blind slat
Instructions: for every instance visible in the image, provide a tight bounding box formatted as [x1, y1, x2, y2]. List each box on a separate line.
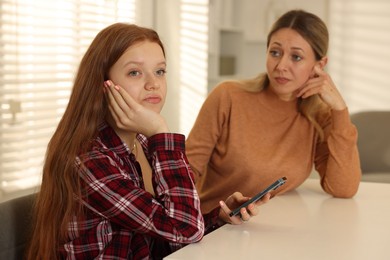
[329, 0, 390, 113]
[0, 0, 136, 195]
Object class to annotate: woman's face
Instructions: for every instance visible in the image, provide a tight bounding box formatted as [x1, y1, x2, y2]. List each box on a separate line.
[108, 41, 167, 113]
[266, 28, 319, 101]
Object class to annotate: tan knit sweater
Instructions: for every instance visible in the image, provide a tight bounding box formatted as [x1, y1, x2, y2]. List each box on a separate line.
[186, 81, 361, 213]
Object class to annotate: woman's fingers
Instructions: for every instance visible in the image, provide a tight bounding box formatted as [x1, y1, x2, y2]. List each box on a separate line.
[296, 66, 346, 110]
[313, 64, 326, 77]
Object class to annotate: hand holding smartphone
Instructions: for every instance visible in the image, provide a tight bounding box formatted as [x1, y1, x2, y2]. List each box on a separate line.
[229, 177, 287, 217]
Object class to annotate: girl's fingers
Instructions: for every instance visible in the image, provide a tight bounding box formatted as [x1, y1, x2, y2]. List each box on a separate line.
[239, 208, 251, 221]
[104, 81, 132, 129]
[247, 203, 259, 216]
[104, 80, 169, 136]
[219, 200, 242, 224]
[106, 101, 121, 126]
[104, 84, 122, 116]
[105, 81, 129, 114]
[219, 200, 231, 216]
[246, 193, 270, 216]
[105, 80, 140, 113]
[105, 80, 139, 128]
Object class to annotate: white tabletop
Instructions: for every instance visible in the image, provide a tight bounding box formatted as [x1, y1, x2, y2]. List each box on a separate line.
[165, 179, 390, 260]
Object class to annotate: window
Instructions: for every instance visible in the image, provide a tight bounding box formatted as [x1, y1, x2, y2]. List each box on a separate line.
[0, 0, 136, 201]
[328, 0, 390, 113]
[179, 0, 209, 136]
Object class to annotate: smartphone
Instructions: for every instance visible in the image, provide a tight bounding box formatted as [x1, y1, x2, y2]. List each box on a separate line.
[229, 177, 287, 217]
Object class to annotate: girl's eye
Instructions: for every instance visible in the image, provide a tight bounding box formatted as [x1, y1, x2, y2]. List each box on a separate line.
[292, 55, 302, 62]
[128, 70, 141, 77]
[156, 69, 167, 76]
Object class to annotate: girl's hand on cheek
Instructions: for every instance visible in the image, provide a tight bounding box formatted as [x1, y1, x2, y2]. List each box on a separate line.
[104, 80, 169, 136]
[297, 65, 347, 111]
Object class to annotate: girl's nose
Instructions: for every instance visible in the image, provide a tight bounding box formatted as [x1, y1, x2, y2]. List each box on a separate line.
[145, 75, 160, 90]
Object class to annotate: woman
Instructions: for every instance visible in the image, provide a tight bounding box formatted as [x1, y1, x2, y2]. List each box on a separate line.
[27, 23, 267, 260]
[186, 10, 361, 214]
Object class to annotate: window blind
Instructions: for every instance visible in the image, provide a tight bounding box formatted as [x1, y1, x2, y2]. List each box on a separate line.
[328, 0, 390, 113]
[179, 0, 209, 136]
[0, 0, 135, 200]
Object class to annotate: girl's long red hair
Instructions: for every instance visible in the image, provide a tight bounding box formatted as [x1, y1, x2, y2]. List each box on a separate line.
[26, 23, 165, 260]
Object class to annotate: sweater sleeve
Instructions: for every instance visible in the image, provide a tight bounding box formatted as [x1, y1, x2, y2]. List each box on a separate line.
[186, 83, 232, 182]
[314, 108, 361, 197]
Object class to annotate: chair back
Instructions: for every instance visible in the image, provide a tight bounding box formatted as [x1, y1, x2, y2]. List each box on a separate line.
[350, 111, 390, 173]
[0, 193, 35, 260]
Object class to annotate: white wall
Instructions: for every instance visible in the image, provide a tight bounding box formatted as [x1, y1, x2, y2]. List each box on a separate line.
[153, 0, 182, 133]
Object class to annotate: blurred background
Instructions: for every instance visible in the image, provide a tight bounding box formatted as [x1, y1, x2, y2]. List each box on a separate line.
[1, 0, 389, 201]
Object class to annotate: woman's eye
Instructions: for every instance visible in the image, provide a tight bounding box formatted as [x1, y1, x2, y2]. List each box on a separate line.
[128, 70, 141, 77]
[269, 50, 280, 57]
[292, 55, 302, 61]
[156, 69, 167, 76]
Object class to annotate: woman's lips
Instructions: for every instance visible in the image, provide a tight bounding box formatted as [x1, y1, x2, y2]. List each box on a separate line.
[275, 77, 290, 84]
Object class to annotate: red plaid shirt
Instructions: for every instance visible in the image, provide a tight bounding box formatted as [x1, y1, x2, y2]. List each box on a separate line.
[61, 123, 219, 259]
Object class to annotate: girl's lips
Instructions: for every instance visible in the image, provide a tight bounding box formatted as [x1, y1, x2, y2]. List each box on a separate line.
[275, 77, 290, 84]
[144, 95, 161, 104]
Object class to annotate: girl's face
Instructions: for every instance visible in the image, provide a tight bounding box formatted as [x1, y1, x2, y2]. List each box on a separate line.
[266, 28, 320, 101]
[108, 41, 167, 113]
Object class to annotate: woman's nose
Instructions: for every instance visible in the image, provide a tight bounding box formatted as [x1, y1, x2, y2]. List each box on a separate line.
[276, 55, 289, 71]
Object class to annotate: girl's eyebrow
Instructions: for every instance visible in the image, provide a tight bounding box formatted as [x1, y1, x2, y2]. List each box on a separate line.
[122, 61, 141, 68]
[122, 60, 167, 68]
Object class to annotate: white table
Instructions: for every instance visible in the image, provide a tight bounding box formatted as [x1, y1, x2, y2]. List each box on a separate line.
[165, 179, 390, 260]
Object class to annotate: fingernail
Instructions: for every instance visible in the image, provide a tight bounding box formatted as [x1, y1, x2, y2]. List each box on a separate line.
[114, 85, 120, 91]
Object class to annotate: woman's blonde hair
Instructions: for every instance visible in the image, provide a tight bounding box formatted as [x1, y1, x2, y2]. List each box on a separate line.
[26, 23, 165, 260]
[239, 9, 330, 141]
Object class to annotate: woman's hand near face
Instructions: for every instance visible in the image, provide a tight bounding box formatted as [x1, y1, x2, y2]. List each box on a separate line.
[218, 192, 271, 225]
[297, 65, 347, 111]
[104, 80, 169, 137]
